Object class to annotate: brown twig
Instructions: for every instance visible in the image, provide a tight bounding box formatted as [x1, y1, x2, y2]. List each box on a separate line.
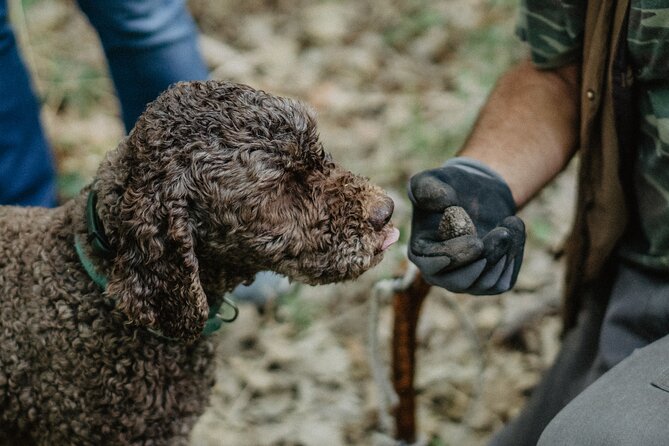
[391, 272, 431, 443]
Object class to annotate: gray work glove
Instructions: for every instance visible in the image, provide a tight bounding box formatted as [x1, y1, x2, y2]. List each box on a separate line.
[408, 157, 525, 295]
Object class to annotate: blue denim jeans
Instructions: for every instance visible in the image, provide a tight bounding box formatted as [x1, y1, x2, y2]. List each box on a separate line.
[0, 1, 56, 206]
[0, 0, 207, 206]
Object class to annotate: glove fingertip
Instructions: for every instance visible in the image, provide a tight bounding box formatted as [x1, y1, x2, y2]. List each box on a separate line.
[501, 216, 526, 236]
[471, 256, 507, 291]
[442, 235, 484, 267]
[435, 258, 487, 292]
[408, 171, 457, 211]
[482, 227, 512, 261]
[489, 259, 516, 294]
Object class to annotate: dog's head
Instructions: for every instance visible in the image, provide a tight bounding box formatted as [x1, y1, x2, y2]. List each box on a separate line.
[95, 81, 398, 342]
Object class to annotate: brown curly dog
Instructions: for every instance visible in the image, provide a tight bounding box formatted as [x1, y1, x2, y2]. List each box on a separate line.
[0, 81, 399, 445]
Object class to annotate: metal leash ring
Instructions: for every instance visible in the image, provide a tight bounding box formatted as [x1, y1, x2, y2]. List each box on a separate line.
[217, 295, 239, 323]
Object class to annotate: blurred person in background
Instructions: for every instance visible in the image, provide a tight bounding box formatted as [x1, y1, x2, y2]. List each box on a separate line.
[0, 0, 207, 207]
[408, 1, 669, 444]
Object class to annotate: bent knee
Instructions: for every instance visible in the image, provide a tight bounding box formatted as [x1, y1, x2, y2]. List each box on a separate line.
[538, 392, 669, 446]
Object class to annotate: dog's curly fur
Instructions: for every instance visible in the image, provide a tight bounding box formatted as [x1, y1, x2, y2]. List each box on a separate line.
[0, 81, 396, 445]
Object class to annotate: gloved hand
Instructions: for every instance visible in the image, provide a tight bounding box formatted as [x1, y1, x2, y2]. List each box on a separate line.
[408, 157, 525, 295]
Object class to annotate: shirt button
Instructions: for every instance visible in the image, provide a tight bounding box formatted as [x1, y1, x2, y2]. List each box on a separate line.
[586, 89, 596, 101]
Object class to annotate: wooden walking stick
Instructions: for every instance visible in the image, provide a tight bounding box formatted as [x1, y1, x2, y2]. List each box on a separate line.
[391, 272, 431, 443]
[391, 205, 476, 442]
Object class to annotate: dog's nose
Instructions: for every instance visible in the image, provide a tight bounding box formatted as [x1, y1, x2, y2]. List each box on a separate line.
[369, 196, 394, 231]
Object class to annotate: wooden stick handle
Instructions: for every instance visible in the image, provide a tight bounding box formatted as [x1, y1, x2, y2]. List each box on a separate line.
[391, 272, 431, 443]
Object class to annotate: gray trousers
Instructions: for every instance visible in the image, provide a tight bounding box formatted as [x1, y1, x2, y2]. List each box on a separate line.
[490, 262, 669, 446]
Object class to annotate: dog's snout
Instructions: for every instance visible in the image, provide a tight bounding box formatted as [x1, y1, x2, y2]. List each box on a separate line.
[369, 196, 394, 231]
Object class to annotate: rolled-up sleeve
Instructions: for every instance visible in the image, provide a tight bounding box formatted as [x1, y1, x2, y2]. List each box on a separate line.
[516, 0, 586, 69]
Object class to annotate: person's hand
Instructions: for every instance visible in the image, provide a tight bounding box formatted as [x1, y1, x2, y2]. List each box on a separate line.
[408, 157, 525, 295]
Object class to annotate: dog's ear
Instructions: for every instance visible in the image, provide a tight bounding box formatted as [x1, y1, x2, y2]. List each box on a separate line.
[106, 177, 208, 343]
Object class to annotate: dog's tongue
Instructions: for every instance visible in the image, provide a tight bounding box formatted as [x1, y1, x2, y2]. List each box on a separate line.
[382, 227, 401, 251]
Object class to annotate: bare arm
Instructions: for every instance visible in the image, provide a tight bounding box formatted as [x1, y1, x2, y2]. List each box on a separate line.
[459, 59, 581, 208]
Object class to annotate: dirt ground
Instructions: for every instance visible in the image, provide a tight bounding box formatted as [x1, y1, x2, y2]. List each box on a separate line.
[12, 0, 578, 444]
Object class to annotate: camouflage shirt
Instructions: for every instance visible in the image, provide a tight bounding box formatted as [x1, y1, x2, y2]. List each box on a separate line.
[517, 0, 669, 270]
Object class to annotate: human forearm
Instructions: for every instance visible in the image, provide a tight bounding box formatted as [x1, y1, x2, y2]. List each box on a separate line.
[407, 60, 580, 294]
[459, 59, 581, 208]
